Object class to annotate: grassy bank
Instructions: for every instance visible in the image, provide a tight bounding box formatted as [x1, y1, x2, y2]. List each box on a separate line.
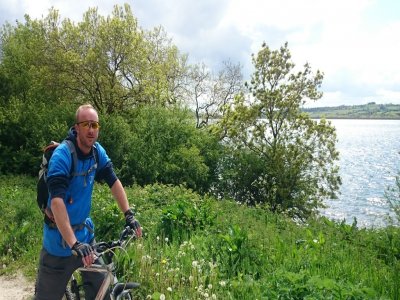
[1, 175, 399, 299]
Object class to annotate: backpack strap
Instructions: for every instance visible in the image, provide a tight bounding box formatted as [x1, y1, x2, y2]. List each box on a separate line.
[64, 140, 78, 177]
[63, 139, 98, 186]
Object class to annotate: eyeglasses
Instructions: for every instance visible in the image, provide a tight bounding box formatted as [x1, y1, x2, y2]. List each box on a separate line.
[76, 121, 100, 130]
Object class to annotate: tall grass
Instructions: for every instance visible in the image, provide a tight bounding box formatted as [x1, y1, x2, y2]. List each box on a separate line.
[0, 176, 398, 299]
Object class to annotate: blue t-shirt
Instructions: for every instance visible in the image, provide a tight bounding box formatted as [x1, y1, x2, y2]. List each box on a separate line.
[43, 141, 111, 256]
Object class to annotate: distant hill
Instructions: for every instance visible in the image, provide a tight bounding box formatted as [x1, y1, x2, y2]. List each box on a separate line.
[302, 102, 400, 119]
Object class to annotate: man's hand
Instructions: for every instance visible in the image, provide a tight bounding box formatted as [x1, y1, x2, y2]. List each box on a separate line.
[72, 241, 94, 267]
[125, 209, 142, 238]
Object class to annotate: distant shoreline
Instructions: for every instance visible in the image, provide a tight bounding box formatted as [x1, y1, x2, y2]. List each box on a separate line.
[302, 102, 400, 120]
[310, 117, 400, 120]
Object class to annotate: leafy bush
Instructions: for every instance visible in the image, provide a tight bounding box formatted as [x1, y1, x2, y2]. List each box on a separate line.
[159, 195, 216, 243]
[0, 99, 75, 176]
[213, 147, 266, 205]
[212, 225, 261, 278]
[117, 105, 223, 192]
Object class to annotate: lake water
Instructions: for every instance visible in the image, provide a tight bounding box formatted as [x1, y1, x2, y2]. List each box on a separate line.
[321, 119, 400, 228]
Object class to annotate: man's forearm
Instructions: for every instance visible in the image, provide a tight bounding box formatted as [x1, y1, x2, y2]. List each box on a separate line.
[111, 179, 130, 213]
[51, 197, 76, 248]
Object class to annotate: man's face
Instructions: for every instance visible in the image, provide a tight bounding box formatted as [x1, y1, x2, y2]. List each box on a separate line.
[74, 108, 99, 153]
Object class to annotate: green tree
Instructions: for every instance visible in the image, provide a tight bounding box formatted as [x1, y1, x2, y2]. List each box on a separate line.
[0, 4, 191, 175]
[0, 4, 188, 113]
[214, 42, 341, 220]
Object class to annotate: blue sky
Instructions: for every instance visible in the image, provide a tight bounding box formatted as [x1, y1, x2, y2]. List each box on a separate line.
[1, 0, 399, 107]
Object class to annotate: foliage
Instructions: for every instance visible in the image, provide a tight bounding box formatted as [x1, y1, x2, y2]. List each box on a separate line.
[213, 146, 267, 205]
[213, 42, 341, 220]
[0, 176, 42, 276]
[159, 194, 216, 244]
[0, 4, 188, 113]
[113, 105, 223, 192]
[0, 99, 74, 175]
[1, 175, 399, 299]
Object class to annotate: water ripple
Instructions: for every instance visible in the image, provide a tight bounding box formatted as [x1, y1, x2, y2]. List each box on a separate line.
[321, 119, 400, 227]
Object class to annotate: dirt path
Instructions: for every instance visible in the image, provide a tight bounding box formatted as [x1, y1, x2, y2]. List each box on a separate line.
[0, 273, 34, 300]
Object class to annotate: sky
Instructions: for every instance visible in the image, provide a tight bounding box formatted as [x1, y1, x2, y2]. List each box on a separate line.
[1, 0, 399, 107]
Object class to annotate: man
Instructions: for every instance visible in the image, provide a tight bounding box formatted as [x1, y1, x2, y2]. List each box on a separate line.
[35, 104, 142, 300]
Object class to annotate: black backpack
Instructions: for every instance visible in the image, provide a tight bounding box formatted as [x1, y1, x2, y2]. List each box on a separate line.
[36, 140, 98, 225]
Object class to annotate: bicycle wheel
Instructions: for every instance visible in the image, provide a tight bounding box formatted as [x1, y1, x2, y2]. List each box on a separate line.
[62, 286, 75, 300]
[62, 277, 81, 300]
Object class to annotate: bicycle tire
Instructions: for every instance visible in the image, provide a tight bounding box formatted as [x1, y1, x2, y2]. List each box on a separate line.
[63, 286, 75, 300]
[70, 277, 81, 300]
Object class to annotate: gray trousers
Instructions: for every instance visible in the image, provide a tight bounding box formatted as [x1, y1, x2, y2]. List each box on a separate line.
[34, 248, 110, 300]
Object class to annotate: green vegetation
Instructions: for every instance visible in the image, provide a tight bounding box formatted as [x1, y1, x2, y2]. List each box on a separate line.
[0, 6, 340, 220]
[1, 176, 399, 299]
[303, 102, 400, 119]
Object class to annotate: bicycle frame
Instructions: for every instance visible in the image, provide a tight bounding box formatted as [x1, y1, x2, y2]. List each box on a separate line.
[76, 262, 114, 300]
[68, 228, 139, 300]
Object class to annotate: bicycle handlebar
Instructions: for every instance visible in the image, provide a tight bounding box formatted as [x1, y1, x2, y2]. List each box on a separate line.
[72, 226, 136, 257]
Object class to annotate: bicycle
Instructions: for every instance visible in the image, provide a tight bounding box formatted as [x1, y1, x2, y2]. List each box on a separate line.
[63, 226, 140, 300]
